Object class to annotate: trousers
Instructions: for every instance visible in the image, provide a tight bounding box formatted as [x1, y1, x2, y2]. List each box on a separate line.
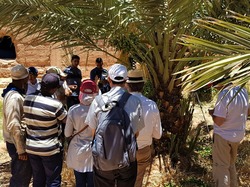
[28, 152, 63, 187]
[6, 142, 32, 187]
[212, 134, 240, 187]
[135, 145, 152, 187]
[93, 161, 137, 187]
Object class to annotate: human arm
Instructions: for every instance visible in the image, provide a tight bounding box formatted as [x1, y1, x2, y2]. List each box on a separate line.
[212, 115, 226, 126]
[152, 105, 162, 139]
[56, 104, 67, 128]
[64, 109, 74, 138]
[85, 98, 99, 136]
[63, 81, 72, 96]
[209, 107, 226, 126]
[90, 69, 96, 81]
[5, 96, 27, 159]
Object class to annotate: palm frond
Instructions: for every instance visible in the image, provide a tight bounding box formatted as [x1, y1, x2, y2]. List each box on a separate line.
[178, 12, 250, 92]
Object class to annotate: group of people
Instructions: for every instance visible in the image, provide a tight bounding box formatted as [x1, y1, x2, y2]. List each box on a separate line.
[2, 54, 250, 187]
[2, 55, 163, 187]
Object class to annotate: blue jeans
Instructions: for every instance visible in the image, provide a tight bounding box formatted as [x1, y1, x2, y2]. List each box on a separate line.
[28, 152, 63, 187]
[74, 170, 94, 187]
[6, 142, 32, 187]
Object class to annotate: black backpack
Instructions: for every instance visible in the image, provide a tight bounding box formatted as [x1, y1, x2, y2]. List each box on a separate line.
[92, 92, 137, 171]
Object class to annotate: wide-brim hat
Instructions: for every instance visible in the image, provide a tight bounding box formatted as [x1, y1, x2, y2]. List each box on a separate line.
[46, 67, 67, 77]
[126, 69, 144, 83]
[11, 64, 29, 80]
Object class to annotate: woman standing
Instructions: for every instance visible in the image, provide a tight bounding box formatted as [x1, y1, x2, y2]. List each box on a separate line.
[64, 79, 98, 187]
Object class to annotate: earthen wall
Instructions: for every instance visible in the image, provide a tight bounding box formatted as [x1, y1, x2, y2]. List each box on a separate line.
[0, 28, 118, 88]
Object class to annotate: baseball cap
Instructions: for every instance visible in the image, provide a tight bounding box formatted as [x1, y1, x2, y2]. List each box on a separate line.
[108, 64, 128, 82]
[28, 66, 38, 76]
[126, 69, 145, 83]
[41, 73, 62, 88]
[46, 67, 67, 77]
[11, 64, 29, 80]
[80, 79, 98, 94]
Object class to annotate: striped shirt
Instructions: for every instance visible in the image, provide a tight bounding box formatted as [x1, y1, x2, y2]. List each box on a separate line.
[23, 93, 67, 156]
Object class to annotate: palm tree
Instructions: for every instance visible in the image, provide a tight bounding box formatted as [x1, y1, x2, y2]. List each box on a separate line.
[177, 12, 250, 92]
[1, 0, 247, 167]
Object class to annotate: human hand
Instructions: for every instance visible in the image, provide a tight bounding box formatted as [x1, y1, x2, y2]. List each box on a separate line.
[18, 152, 28, 160]
[95, 75, 99, 83]
[69, 85, 77, 90]
[65, 88, 72, 96]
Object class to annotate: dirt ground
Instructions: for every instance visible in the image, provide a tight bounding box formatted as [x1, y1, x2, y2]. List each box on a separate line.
[0, 104, 250, 187]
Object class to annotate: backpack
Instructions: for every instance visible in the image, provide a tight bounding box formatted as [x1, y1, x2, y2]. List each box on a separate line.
[92, 92, 137, 171]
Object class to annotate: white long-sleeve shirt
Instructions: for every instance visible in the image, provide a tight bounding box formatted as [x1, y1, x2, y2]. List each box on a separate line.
[131, 92, 162, 149]
[65, 104, 93, 172]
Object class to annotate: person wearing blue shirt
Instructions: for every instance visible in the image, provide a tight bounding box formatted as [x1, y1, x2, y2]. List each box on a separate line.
[90, 58, 110, 94]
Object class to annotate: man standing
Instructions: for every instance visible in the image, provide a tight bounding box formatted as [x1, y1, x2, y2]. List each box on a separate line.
[2, 64, 32, 187]
[209, 80, 249, 187]
[90, 57, 105, 81]
[90, 57, 110, 94]
[126, 69, 162, 187]
[64, 55, 82, 109]
[85, 64, 144, 187]
[23, 73, 67, 187]
[26, 66, 40, 95]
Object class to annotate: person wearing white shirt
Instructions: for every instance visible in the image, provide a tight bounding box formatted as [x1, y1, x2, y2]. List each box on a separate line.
[209, 79, 249, 187]
[26, 66, 40, 95]
[126, 69, 162, 187]
[85, 64, 144, 187]
[65, 79, 98, 187]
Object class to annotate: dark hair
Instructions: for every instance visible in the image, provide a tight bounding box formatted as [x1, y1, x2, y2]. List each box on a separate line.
[28, 66, 38, 76]
[96, 57, 103, 63]
[71, 55, 80, 61]
[110, 80, 126, 85]
[127, 82, 144, 92]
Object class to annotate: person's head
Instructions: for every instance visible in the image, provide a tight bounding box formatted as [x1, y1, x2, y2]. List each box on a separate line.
[126, 69, 145, 92]
[40, 73, 62, 96]
[96, 57, 103, 69]
[108, 64, 128, 87]
[46, 67, 67, 80]
[11, 64, 29, 92]
[28, 66, 38, 84]
[79, 79, 98, 105]
[212, 76, 231, 90]
[71, 55, 80, 68]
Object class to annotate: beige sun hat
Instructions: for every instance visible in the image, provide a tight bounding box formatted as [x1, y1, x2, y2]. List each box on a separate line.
[46, 67, 67, 77]
[11, 64, 29, 80]
[126, 69, 145, 83]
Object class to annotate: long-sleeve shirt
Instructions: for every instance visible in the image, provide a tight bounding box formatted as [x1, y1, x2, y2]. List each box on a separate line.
[131, 92, 162, 149]
[3, 90, 26, 154]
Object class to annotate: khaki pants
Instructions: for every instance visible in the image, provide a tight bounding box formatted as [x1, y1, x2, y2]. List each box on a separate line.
[212, 134, 240, 187]
[135, 145, 152, 187]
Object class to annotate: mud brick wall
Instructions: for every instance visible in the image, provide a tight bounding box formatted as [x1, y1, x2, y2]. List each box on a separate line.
[0, 28, 118, 88]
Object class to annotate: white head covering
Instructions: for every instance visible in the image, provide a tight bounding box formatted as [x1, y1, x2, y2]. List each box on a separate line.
[108, 64, 128, 82]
